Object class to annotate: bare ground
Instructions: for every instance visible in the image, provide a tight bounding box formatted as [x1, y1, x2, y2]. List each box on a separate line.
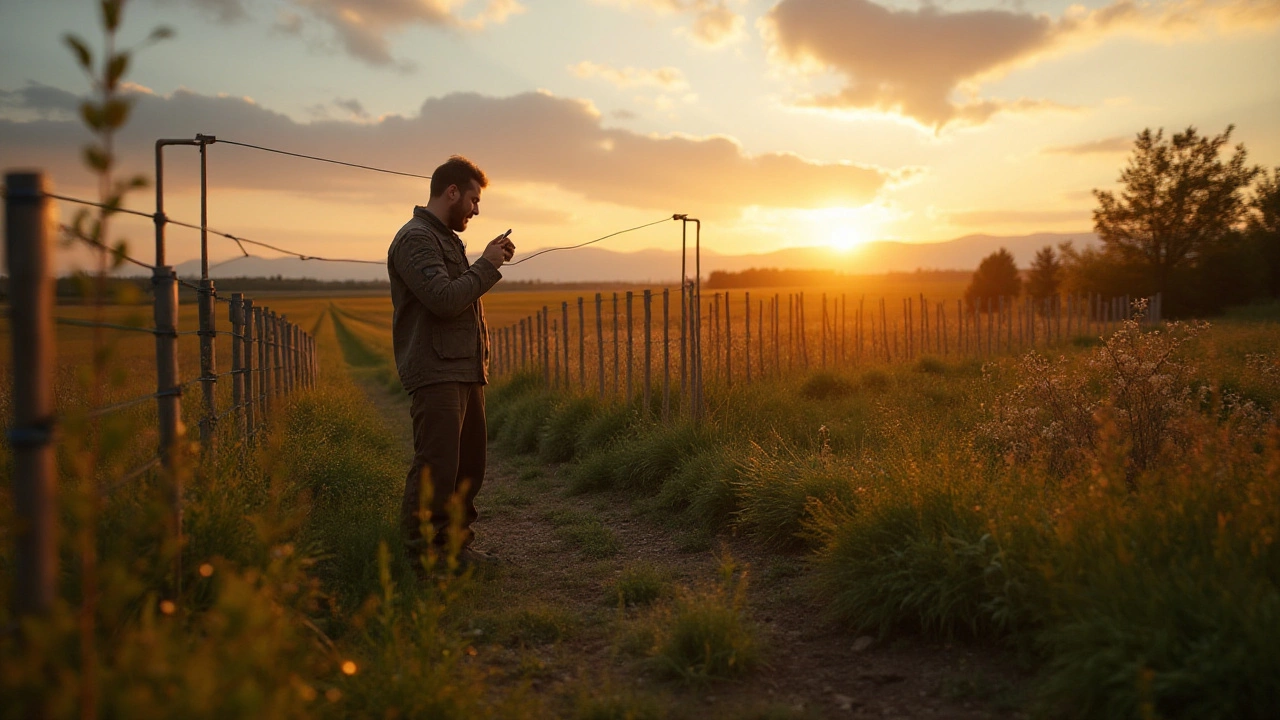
[359, 380, 1032, 719]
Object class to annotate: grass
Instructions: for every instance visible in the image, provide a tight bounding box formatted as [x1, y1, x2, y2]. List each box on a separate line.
[610, 563, 669, 607]
[484, 311, 1280, 715]
[548, 509, 621, 559]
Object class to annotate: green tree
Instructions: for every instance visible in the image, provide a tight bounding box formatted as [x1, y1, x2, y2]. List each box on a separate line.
[1249, 167, 1280, 296]
[964, 248, 1021, 310]
[1092, 126, 1260, 297]
[1026, 245, 1062, 301]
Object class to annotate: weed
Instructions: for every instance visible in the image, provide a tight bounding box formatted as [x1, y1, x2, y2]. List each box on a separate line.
[540, 396, 601, 463]
[649, 556, 759, 684]
[611, 564, 669, 606]
[549, 509, 620, 558]
[734, 431, 857, 549]
[915, 355, 947, 374]
[472, 604, 573, 647]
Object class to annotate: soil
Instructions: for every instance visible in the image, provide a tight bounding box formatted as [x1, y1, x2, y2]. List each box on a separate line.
[358, 380, 1032, 719]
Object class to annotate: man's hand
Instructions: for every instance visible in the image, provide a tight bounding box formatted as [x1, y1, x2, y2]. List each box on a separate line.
[482, 231, 516, 269]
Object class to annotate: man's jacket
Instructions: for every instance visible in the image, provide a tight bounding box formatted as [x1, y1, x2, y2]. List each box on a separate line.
[388, 207, 501, 392]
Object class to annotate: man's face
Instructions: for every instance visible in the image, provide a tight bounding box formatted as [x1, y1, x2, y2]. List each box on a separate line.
[446, 180, 481, 233]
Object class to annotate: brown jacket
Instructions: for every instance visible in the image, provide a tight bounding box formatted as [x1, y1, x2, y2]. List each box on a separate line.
[388, 207, 502, 392]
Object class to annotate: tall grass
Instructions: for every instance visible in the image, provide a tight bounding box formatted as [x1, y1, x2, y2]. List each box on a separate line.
[485, 312, 1280, 715]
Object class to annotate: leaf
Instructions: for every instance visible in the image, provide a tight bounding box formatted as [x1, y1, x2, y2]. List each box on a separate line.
[84, 144, 112, 173]
[101, 0, 121, 32]
[64, 34, 93, 70]
[102, 97, 133, 130]
[106, 52, 130, 91]
[111, 240, 130, 270]
[80, 100, 105, 130]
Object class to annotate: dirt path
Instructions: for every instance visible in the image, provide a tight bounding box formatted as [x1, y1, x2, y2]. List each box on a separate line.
[355, 378, 1030, 719]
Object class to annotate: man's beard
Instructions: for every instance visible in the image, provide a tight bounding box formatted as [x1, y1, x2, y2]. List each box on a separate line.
[448, 200, 470, 232]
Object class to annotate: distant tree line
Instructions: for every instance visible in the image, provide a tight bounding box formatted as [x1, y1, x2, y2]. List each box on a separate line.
[966, 126, 1280, 316]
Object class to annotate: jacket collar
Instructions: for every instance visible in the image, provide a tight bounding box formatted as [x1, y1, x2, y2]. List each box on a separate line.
[414, 206, 465, 248]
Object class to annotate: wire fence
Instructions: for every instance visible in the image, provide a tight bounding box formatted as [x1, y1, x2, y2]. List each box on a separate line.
[489, 287, 1164, 420]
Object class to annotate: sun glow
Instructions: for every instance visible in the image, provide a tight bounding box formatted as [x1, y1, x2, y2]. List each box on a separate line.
[829, 224, 866, 252]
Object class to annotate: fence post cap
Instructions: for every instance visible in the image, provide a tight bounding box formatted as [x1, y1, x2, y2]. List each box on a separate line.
[4, 171, 49, 199]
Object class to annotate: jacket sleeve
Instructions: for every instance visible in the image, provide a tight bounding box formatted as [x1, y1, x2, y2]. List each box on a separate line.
[393, 230, 502, 319]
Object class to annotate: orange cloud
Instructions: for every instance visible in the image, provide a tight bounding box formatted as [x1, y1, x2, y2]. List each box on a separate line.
[283, 0, 525, 65]
[596, 0, 747, 47]
[760, 0, 1280, 130]
[1044, 136, 1133, 155]
[0, 86, 891, 216]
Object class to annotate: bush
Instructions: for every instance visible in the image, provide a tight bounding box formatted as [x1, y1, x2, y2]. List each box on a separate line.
[799, 372, 855, 400]
[733, 431, 858, 549]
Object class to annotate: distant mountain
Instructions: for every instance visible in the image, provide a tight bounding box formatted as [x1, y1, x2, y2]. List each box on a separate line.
[154, 231, 1099, 283]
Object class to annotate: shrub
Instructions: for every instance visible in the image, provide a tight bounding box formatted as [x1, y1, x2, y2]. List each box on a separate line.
[799, 372, 855, 400]
[539, 396, 601, 463]
[733, 430, 858, 549]
[610, 564, 669, 607]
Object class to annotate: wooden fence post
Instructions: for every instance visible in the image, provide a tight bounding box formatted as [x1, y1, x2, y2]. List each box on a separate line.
[663, 288, 671, 421]
[272, 312, 284, 400]
[596, 293, 606, 399]
[626, 291, 634, 400]
[552, 318, 560, 388]
[724, 291, 732, 386]
[242, 298, 255, 442]
[256, 307, 269, 420]
[5, 172, 57, 617]
[543, 307, 551, 389]
[643, 289, 652, 415]
[578, 297, 586, 391]
[562, 301, 570, 389]
[231, 294, 245, 441]
[612, 293, 620, 400]
[198, 279, 217, 451]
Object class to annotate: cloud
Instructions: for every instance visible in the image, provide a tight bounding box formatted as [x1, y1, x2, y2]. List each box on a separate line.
[0, 86, 891, 217]
[1044, 135, 1132, 155]
[0, 81, 82, 120]
[285, 0, 526, 66]
[760, 0, 1280, 130]
[596, 0, 746, 47]
[570, 61, 690, 90]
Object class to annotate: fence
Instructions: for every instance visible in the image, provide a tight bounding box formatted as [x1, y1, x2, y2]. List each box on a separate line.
[4, 171, 318, 615]
[489, 286, 1164, 418]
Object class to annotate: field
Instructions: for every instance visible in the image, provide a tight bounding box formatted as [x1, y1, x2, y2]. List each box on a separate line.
[3, 287, 1280, 718]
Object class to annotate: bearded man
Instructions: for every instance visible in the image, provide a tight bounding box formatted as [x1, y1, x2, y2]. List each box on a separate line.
[387, 155, 515, 570]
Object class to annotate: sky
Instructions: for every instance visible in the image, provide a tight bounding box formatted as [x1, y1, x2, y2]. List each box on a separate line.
[1, 0, 1278, 275]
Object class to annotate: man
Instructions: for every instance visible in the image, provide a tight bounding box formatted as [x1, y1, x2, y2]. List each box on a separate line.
[388, 155, 515, 570]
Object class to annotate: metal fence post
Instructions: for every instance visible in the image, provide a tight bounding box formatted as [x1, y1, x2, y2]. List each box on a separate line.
[153, 265, 182, 590]
[198, 279, 217, 452]
[5, 171, 57, 617]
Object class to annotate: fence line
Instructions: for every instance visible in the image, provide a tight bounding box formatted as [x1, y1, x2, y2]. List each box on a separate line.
[488, 284, 1164, 415]
[5, 171, 320, 617]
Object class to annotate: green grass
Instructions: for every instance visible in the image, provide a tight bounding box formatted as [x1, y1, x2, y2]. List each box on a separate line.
[548, 509, 621, 559]
[609, 563, 669, 606]
[485, 315, 1280, 715]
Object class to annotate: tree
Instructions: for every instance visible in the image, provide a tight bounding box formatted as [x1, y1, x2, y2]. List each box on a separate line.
[1249, 167, 1280, 296]
[965, 248, 1021, 310]
[1093, 126, 1260, 296]
[1026, 245, 1062, 301]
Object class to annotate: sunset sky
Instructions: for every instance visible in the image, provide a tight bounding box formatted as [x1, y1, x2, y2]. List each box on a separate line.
[2, 0, 1278, 275]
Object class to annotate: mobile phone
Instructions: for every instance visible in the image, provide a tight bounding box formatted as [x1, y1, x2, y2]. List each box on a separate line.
[500, 229, 512, 240]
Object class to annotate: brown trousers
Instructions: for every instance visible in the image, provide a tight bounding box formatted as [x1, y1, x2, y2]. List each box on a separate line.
[401, 381, 487, 554]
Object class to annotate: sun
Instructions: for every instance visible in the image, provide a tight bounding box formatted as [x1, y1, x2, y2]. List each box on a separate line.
[828, 224, 866, 252]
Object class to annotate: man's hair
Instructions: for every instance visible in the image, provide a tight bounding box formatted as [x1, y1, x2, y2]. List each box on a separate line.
[430, 155, 488, 198]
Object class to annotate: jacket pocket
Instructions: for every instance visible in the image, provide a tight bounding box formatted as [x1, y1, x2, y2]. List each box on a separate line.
[433, 326, 477, 359]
